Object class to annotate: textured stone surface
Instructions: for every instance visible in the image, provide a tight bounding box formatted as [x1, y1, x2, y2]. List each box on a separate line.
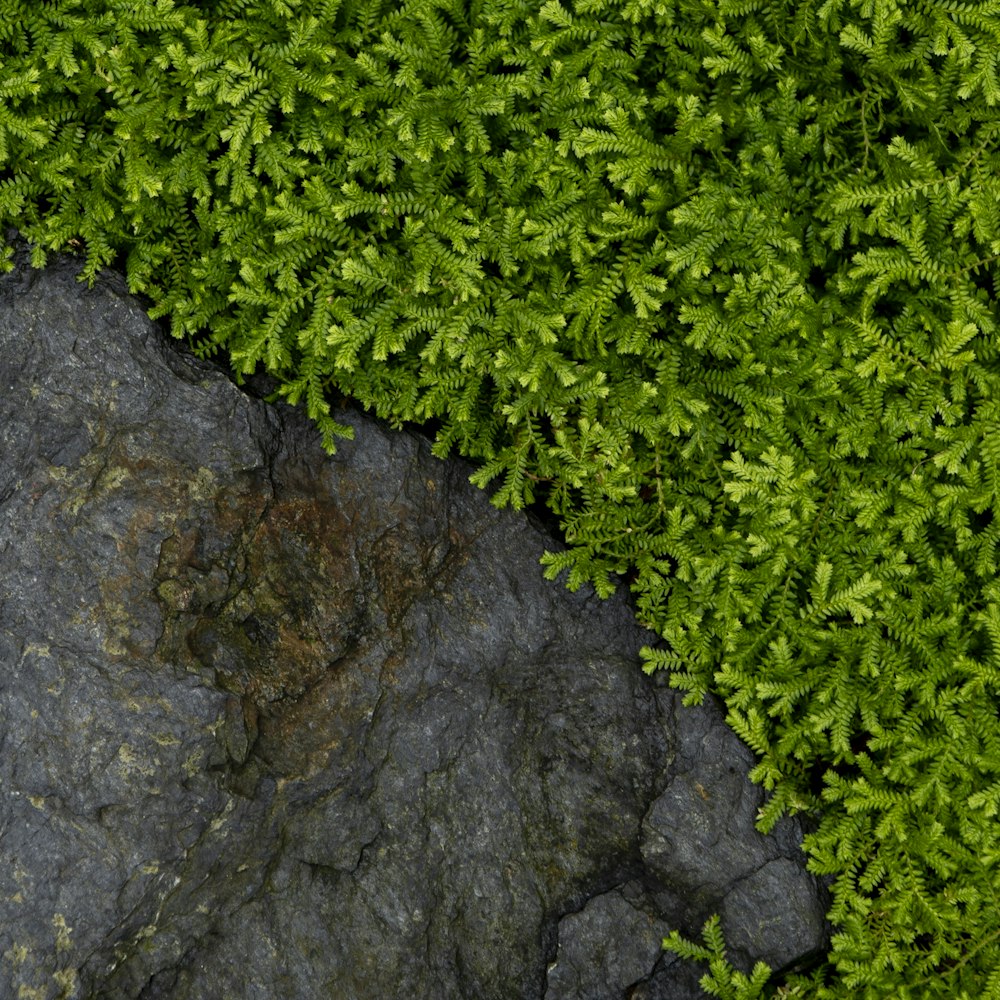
[545, 887, 673, 1000]
[639, 686, 823, 959]
[0, 237, 830, 999]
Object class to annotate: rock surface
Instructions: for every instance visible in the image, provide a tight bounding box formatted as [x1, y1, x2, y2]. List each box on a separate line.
[0, 237, 830, 999]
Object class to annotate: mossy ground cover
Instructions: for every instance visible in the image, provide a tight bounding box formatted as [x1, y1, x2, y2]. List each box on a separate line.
[2, 0, 1000, 995]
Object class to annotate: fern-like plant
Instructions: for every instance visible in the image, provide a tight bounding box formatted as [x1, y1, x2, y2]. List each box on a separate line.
[2, 0, 1000, 995]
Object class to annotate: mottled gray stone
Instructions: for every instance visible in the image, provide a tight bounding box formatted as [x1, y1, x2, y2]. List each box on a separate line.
[639, 689, 829, 978]
[545, 887, 673, 1000]
[719, 858, 832, 973]
[0, 235, 829, 1000]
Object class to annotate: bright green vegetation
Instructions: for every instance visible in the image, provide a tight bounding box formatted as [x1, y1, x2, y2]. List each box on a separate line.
[3, 0, 1000, 995]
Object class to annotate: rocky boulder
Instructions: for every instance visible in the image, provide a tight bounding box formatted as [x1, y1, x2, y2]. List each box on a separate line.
[0, 237, 830, 999]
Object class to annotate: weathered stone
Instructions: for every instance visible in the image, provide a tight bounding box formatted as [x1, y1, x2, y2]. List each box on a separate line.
[544, 886, 673, 1000]
[0, 236, 830, 999]
[639, 688, 829, 976]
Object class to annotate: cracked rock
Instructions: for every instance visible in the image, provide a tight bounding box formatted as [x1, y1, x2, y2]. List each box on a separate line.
[0, 236, 829, 999]
[545, 887, 673, 1000]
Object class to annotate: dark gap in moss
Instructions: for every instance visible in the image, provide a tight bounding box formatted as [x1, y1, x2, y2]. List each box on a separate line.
[522, 480, 570, 545]
[871, 298, 897, 322]
[838, 63, 866, 96]
[480, 259, 503, 283]
[487, 63, 526, 76]
[970, 266, 998, 299]
[969, 507, 993, 533]
[806, 760, 828, 799]
[807, 266, 828, 294]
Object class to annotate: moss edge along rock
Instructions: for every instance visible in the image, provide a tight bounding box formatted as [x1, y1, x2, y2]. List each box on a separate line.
[1, 0, 999, 995]
[0, 245, 831, 998]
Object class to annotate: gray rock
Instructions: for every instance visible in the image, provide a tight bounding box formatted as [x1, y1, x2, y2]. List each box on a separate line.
[719, 858, 832, 974]
[640, 689, 829, 976]
[545, 886, 673, 1000]
[0, 235, 829, 999]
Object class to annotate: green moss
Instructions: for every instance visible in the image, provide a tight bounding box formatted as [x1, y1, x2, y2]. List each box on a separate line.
[3, 0, 1000, 994]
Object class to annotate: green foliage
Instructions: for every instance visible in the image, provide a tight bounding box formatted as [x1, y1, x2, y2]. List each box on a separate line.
[664, 916, 773, 1000]
[3, 0, 1000, 995]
